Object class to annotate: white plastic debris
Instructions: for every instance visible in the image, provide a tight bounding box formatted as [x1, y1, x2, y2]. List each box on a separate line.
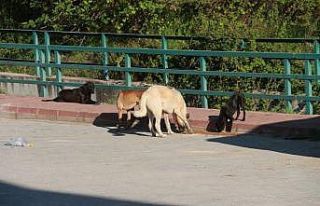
[4, 137, 32, 147]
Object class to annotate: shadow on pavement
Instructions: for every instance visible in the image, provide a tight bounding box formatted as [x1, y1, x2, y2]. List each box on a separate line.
[0, 181, 173, 206]
[92, 113, 179, 137]
[206, 116, 320, 158]
[92, 112, 150, 137]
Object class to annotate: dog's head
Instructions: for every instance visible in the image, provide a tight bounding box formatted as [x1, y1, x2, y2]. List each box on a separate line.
[173, 113, 192, 134]
[215, 108, 226, 132]
[80, 82, 95, 95]
[233, 90, 245, 107]
[215, 117, 225, 132]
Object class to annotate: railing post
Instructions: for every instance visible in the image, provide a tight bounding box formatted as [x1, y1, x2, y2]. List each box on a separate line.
[39, 50, 48, 97]
[32, 31, 40, 77]
[314, 40, 320, 84]
[161, 36, 169, 84]
[240, 39, 247, 50]
[304, 60, 313, 115]
[125, 54, 132, 87]
[101, 33, 109, 80]
[283, 59, 292, 113]
[44, 32, 52, 76]
[55, 51, 63, 92]
[200, 57, 208, 108]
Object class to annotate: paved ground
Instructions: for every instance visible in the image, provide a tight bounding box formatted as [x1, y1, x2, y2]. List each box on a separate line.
[0, 118, 319, 206]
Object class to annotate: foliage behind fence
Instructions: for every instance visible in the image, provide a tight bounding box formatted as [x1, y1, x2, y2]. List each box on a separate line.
[0, 29, 320, 114]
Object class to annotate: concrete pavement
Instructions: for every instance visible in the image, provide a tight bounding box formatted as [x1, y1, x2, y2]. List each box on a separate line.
[0, 118, 320, 206]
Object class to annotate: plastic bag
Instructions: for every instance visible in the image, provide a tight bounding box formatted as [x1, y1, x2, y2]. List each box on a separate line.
[4, 137, 32, 147]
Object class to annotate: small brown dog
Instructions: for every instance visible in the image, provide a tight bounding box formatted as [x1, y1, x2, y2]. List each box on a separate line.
[43, 82, 96, 104]
[216, 91, 246, 132]
[117, 89, 145, 127]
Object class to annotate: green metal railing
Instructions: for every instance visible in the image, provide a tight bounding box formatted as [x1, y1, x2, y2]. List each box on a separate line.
[0, 29, 320, 114]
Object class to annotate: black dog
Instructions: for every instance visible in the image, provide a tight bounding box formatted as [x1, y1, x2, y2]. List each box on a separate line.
[216, 91, 246, 132]
[43, 82, 96, 104]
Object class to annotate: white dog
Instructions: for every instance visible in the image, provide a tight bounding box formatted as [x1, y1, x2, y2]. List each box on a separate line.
[133, 85, 193, 137]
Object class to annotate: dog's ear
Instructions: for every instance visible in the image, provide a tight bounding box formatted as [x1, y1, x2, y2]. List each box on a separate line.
[88, 82, 95, 93]
[82, 82, 95, 94]
[237, 92, 246, 107]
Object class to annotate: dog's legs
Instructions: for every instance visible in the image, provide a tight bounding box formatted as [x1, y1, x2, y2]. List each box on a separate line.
[125, 110, 139, 128]
[148, 112, 156, 137]
[116, 109, 124, 128]
[152, 110, 165, 137]
[118, 110, 123, 121]
[129, 104, 141, 128]
[241, 108, 246, 121]
[84, 98, 97, 104]
[52, 96, 64, 102]
[127, 110, 132, 121]
[235, 105, 241, 120]
[154, 116, 165, 137]
[239, 94, 246, 121]
[129, 119, 140, 128]
[163, 113, 174, 135]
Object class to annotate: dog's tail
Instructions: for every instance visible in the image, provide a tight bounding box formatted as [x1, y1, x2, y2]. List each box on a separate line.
[132, 93, 148, 118]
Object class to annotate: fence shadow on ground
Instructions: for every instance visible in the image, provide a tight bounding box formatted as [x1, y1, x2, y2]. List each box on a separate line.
[206, 116, 320, 158]
[0, 181, 173, 206]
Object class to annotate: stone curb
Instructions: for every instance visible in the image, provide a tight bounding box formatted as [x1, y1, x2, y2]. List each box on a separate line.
[1, 94, 319, 138]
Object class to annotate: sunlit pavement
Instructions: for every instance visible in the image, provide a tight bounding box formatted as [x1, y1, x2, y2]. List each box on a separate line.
[0, 118, 320, 206]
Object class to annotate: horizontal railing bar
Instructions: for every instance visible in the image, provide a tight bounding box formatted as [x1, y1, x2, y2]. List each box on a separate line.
[1, 29, 319, 43]
[106, 66, 320, 80]
[1, 59, 320, 81]
[0, 29, 208, 40]
[49, 45, 320, 59]
[0, 59, 39, 67]
[52, 82, 147, 90]
[0, 43, 40, 49]
[254, 38, 320, 43]
[0, 78, 145, 90]
[1, 76, 319, 101]
[1, 43, 319, 59]
[0, 78, 45, 85]
[180, 89, 320, 101]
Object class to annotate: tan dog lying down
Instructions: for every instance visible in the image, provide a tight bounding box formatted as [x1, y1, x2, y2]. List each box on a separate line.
[133, 85, 193, 137]
[117, 90, 145, 127]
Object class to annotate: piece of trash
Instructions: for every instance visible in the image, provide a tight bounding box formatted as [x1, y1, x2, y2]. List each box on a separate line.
[4, 137, 33, 147]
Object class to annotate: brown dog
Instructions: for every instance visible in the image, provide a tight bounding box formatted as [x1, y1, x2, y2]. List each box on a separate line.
[216, 91, 246, 132]
[117, 89, 145, 127]
[42, 82, 96, 104]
